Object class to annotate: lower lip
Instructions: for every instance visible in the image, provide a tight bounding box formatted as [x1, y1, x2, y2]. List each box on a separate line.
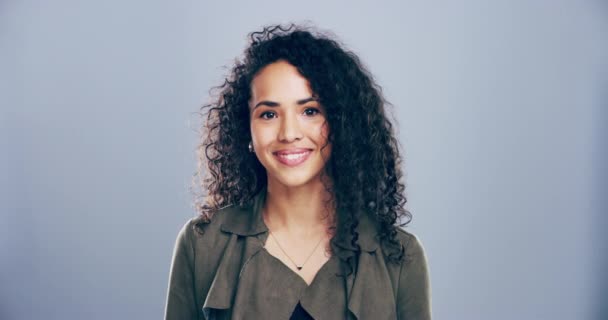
[273, 150, 312, 167]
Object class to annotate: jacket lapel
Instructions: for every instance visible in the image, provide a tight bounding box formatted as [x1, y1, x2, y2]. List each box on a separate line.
[202, 189, 268, 319]
[337, 211, 398, 320]
[304, 207, 397, 320]
[201, 234, 240, 319]
[345, 250, 398, 319]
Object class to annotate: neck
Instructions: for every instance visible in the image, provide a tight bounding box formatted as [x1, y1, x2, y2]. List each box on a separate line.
[263, 178, 335, 237]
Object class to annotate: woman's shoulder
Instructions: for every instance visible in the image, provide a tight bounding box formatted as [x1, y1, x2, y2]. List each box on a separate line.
[392, 226, 432, 319]
[393, 226, 428, 264]
[175, 204, 244, 245]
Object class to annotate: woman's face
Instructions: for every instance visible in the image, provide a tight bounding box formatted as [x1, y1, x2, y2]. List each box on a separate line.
[249, 60, 331, 189]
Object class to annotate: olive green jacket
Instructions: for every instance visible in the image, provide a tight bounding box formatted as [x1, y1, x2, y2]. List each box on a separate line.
[164, 189, 431, 320]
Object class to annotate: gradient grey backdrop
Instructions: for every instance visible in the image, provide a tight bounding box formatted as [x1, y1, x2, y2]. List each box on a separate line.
[1, 1, 606, 319]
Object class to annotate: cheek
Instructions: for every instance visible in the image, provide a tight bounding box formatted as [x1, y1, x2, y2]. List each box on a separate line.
[319, 122, 330, 142]
[250, 124, 278, 149]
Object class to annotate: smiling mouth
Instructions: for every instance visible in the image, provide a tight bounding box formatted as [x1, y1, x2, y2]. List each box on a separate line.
[273, 150, 312, 167]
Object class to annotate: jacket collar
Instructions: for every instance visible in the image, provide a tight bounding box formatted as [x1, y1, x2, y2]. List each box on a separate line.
[219, 186, 269, 236]
[220, 186, 379, 252]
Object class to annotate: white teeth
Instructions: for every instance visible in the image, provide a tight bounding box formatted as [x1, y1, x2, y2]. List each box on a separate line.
[277, 152, 308, 160]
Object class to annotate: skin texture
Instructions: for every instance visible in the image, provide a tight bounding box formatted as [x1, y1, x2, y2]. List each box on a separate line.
[249, 60, 334, 284]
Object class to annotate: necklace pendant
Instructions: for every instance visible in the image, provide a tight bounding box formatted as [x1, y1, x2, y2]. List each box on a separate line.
[297, 266, 303, 271]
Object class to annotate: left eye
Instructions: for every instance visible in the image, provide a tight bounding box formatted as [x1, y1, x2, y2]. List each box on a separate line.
[304, 108, 320, 116]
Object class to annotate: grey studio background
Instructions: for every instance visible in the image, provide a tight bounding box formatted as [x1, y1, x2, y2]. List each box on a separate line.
[1, 1, 606, 319]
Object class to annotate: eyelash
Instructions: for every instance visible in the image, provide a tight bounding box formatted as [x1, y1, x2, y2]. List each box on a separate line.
[259, 107, 320, 119]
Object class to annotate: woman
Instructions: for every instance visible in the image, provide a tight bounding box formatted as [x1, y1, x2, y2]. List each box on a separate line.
[165, 23, 431, 320]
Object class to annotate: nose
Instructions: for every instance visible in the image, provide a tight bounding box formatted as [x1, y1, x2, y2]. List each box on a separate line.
[278, 111, 303, 143]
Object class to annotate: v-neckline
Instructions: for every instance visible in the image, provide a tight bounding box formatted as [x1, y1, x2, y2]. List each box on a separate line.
[259, 244, 336, 288]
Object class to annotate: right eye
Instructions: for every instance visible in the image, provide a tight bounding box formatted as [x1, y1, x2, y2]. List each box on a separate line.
[260, 111, 276, 119]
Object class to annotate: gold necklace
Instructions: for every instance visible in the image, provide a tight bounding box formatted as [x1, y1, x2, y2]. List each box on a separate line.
[267, 230, 325, 271]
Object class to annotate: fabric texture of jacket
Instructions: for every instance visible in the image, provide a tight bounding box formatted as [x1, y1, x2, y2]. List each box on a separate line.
[164, 187, 431, 319]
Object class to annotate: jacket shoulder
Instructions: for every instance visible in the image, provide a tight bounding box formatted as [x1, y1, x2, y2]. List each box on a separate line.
[393, 227, 432, 319]
[394, 226, 427, 262]
[184, 204, 242, 239]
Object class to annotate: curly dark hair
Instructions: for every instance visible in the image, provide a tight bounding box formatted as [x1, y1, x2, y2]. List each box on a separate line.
[191, 23, 412, 268]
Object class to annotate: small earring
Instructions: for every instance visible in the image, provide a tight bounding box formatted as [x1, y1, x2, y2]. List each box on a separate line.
[248, 141, 254, 153]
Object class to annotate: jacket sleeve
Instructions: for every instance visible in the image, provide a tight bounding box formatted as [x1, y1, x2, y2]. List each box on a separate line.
[397, 234, 432, 320]
[164, 219, 201, 320]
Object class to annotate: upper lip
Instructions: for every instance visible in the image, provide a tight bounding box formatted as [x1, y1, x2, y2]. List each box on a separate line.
[273, 148, 312, 155]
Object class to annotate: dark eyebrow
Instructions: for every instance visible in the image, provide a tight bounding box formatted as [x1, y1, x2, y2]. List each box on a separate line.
[253, 96, 317, 110]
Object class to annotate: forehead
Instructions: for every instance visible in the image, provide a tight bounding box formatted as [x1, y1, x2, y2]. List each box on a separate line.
[249, 60, 314, 104]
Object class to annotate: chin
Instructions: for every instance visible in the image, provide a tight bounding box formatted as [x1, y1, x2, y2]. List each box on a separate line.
[271, 171, 321, 188]
[276, 176, 312, 188]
